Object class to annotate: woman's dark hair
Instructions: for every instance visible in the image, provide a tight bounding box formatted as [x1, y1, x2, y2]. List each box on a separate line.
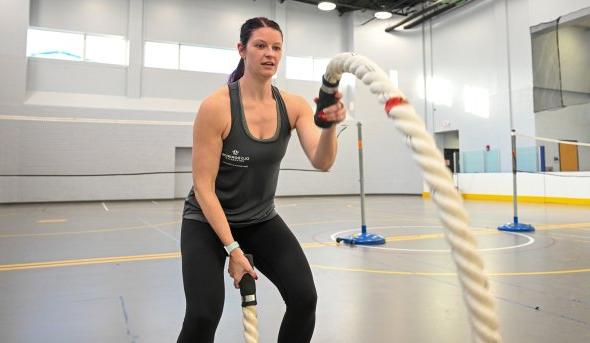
[228, 17, 283, 84]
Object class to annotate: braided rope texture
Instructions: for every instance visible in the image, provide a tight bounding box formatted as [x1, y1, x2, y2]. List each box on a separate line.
[325, 52, 501, 343]
[242, 306, 259, 343]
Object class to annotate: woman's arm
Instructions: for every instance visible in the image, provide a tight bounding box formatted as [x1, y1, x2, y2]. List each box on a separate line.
[192, 94, 257, 286]
[292, 92, 347, 171]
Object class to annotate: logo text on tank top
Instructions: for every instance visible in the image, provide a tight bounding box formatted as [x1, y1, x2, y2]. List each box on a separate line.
[221, 149, 250, 168]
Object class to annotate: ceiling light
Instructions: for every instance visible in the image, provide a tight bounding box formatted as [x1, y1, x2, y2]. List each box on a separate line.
[318, 2, 336, 11]
[374, 11, 393, 20]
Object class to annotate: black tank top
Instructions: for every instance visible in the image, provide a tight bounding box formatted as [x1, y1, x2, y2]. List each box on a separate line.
[183, 81, 291, 227]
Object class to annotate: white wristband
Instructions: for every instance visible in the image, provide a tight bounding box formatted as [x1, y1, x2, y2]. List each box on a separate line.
[224, 241, 240, 256]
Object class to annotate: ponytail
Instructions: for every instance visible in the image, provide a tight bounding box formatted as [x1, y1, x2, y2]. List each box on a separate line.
[228, 58, 245, 84]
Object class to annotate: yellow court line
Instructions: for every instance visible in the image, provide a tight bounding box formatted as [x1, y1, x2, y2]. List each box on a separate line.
[424, 192, 590, 206]
[2, 216, 589, 239]
[312, 264, 456, 276]
[311, 264, 590, 277]
[0, 220, 181, 238]
[0, 252, 180, 272]
[2, 247, 590, 276]
[37, 219, 68, 224]
[302, 242, 337, 248]
[0, 219, 357, 239]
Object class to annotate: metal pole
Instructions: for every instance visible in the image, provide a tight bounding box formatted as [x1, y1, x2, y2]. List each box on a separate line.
[499, 130, 534, 232]
[357, 121, 367, 235]
[511, 130, 518, 225]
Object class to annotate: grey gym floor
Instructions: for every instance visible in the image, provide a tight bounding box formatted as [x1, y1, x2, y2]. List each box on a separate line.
[1, 195, 589, 343]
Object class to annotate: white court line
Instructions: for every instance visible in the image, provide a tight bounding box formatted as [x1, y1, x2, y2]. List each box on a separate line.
[154, 228, 179, 243]
[102, 202, 110, 212]
[138, 218, 179, 243]
[330, 226, 535, 253]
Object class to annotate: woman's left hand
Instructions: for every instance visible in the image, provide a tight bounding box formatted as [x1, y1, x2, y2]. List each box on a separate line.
[316, 91, 347, 125]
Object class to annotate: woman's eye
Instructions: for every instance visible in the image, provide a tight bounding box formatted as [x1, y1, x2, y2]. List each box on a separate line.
[273, 46, 282, 51]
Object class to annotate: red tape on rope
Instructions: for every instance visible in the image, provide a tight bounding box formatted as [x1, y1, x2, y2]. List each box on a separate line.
[384, 97, 408, 113]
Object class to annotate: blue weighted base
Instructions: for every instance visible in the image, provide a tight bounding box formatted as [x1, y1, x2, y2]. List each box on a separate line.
[498, 221, 535, 232]
[336, 230, 386, 245]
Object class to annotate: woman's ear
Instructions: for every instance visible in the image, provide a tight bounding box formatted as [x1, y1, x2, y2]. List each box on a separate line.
[237, 42, 246, 59]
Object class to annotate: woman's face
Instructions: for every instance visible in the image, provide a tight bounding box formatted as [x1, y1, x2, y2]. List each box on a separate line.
[239, 27, 283, 79]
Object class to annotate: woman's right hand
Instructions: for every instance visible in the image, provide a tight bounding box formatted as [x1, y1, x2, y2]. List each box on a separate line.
[228, 249, 258, 288]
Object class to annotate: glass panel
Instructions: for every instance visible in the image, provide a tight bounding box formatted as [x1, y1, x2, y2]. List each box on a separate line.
[27, 28, 83, 61]
[484, 150, 501, 172]
[462, 150, 485, 173]
[144, 41, 179, 69]
[85, 34, 128, 65]
[517, 146, 538, 172]
[180, 45, 238, 74]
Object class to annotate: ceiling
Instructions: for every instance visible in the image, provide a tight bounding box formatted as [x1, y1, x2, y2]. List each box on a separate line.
[285, 0, 433, 16]
[285, 0, 477, 31]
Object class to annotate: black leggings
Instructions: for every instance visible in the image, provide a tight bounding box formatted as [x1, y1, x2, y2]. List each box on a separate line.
[177, 215, 317, 343]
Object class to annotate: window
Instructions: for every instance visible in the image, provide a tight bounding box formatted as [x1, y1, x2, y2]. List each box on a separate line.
[180, 45, 238, 74]
[144, 42, 179, 69]
[144, 41, 240, 75]
[26, 28, 128, 65]
[286, 56, 331, 82]
[85, 34, 128, 65]
[27, 28, 84, 61]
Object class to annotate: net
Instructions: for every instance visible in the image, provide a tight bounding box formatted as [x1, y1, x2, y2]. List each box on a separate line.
[514, 133, 590, 174]
[530, 7, 590, 112]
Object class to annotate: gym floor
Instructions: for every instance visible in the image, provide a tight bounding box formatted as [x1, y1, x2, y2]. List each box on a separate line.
[1, 195, 589, 342]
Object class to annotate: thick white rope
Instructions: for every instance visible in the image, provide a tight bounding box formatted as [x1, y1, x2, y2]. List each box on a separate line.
[324, 52, 501, 343]
[242, 306, 259, 343]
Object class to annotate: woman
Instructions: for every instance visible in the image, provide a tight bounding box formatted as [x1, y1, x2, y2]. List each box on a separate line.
[178, 17, 346, 343]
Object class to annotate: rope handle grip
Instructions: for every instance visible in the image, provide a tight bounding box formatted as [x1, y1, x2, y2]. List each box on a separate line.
[313, 76, 340, 128]
[239, 254, 257, 307]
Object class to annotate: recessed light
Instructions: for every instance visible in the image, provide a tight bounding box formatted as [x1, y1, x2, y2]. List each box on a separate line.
[318, 2, 337, 11]
[375, 11, 392, 20]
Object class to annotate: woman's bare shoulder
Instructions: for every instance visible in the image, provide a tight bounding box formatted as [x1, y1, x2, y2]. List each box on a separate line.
[195, 85, 232, 136]
[278, 89, 311, 114]
[199, 85, 230, 114]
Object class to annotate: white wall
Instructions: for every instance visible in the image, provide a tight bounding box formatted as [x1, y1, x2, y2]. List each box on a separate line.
[351, 12, 425, 194]
[0, 0, 362, 203]
[30, 0, 128, 35]
[0, 0, 29, 104]
[559, 25, 590, 101]
[529, 0, 590, 25]
[451, 172, 590, 201]
[535, 104, 590, 171]
[2, 0, 590, 203]
[531, 3, 590, 171]
[144, 0, 273, 46]
[27, 58, 128, 95]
